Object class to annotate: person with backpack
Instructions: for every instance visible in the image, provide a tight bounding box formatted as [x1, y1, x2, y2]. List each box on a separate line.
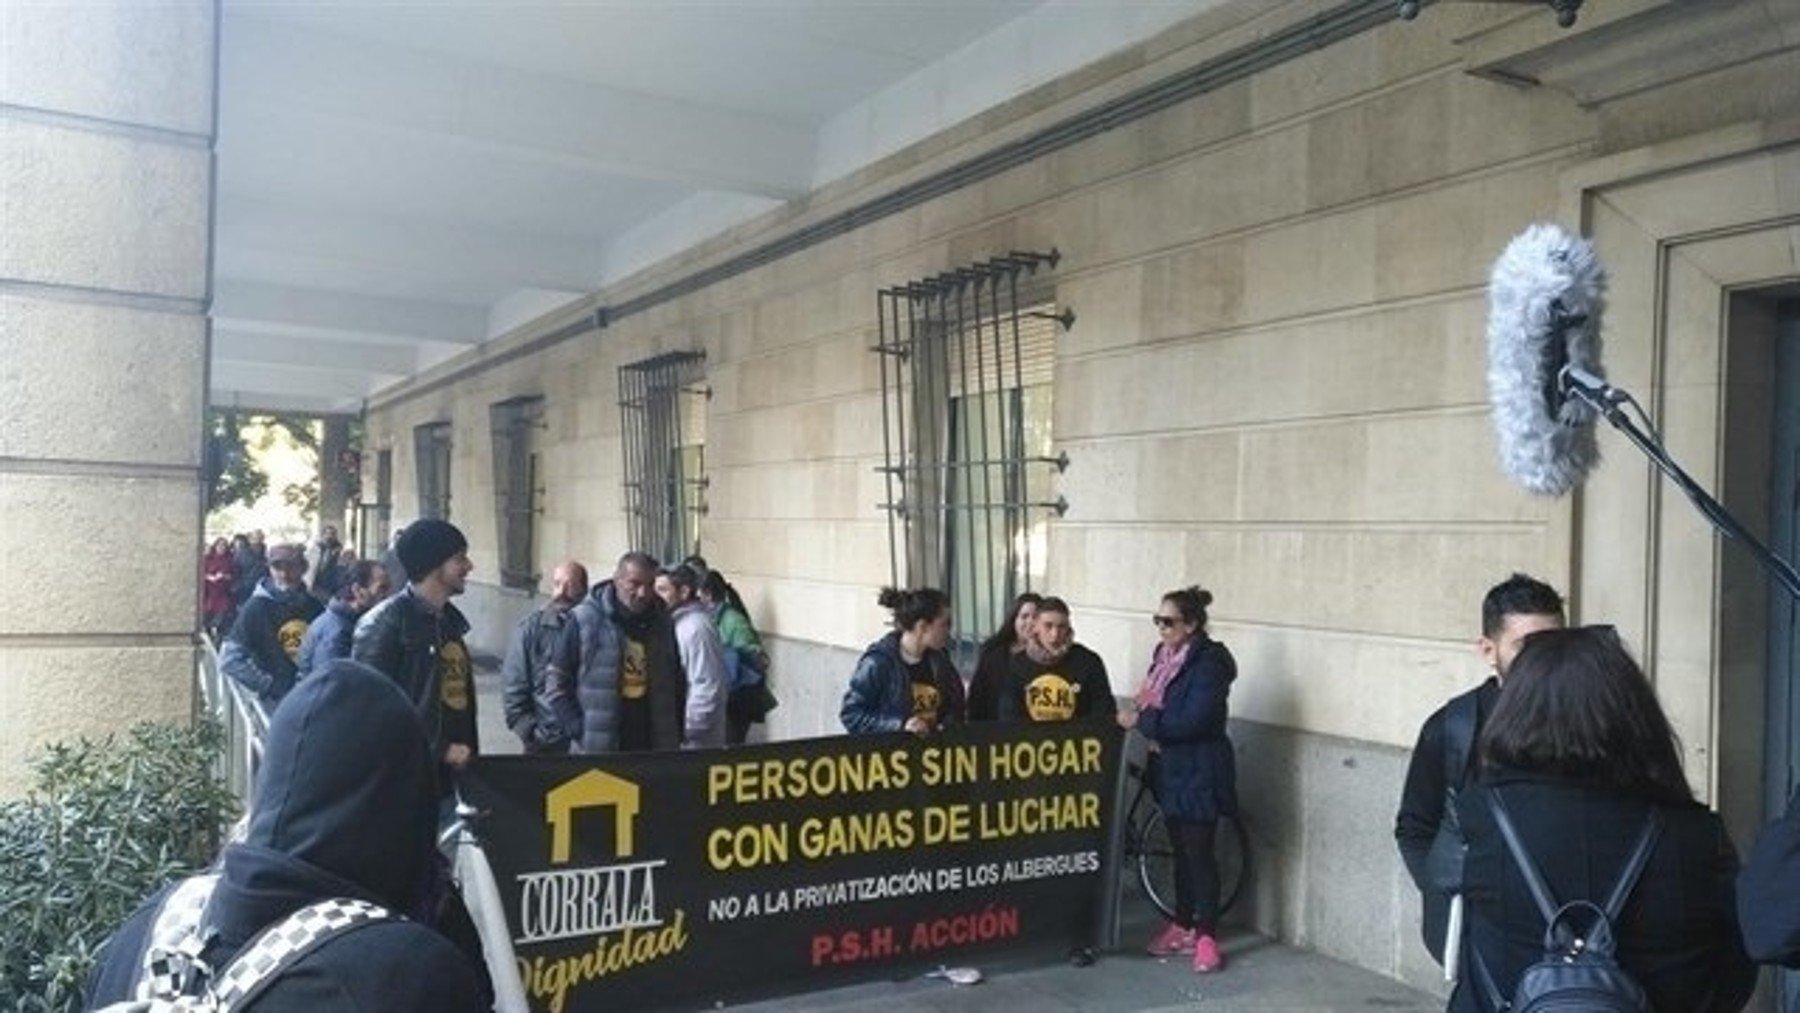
[1451, 626, 1755, 1012]
[698, 568, 777, 744]
[83, 659, 488, 1011]
[1394, 573, 1565, 966]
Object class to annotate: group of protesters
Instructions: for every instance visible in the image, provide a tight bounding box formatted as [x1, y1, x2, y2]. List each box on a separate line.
[496, 551, 779, 760]
[212, 521, 783, 785]
[96, 521, 1800, 1010]
[839, 584, 1236, 974]
[200, 525, 363, 641]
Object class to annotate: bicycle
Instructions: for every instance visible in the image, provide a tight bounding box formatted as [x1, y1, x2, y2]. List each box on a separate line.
[1121, 759, 1250, 921]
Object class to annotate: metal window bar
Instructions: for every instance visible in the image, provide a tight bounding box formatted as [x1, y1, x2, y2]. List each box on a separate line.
[874, 250, 1069, 669]
[619, 351, 708, 562]
[355, 449, 395, 560]
[413, 422, 453, 521]
[490, 396, 545, 589]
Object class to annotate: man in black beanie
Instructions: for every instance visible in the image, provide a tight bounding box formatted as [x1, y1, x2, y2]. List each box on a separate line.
[353, 518, 479, 804]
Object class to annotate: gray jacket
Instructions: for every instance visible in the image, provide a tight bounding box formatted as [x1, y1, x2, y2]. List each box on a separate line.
[501, 602, 580, 750]
[566, 581, 684, 753]
[669, 600, 727, 748]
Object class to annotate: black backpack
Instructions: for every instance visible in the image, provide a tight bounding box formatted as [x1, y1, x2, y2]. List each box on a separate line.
[1473, 788, 1662, 1012]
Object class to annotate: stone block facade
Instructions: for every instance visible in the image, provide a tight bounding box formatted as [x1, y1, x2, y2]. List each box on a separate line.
[354, 0, 1798, 992]
[0, 1, 215, 796]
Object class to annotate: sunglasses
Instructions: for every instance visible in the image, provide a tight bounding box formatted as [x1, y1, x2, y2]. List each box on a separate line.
[1151, 615, 1182, 628]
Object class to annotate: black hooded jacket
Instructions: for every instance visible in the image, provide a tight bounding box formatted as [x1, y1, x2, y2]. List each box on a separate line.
[84, 660, 486, 1011]
[220, 577, 323, 706]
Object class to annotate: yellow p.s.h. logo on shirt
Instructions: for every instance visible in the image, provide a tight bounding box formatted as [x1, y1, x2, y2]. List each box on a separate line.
[1025, 673, 1079, 722]
[277, 619, 310, 661]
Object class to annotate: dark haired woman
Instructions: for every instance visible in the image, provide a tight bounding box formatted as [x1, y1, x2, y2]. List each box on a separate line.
[967, 592, 1044, 722]
[1452, 626, 1755, 1012]
[1119, 585, 1236, 974]
[699, 569, 776, 744]
[840, 587, 965, 736]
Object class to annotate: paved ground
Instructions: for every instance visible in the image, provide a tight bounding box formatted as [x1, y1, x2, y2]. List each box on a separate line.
[471, 669, 1441, 1013]
[731, 926, 1440, 1013]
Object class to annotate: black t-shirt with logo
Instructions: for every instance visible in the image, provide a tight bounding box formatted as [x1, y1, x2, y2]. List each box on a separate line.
[998, 644, 1116, 722]
[618, 635, 654, 751]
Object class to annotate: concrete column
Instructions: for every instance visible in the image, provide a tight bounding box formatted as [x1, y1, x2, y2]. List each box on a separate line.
[0, 2, 217, 796]
[318, 414, 353, 538]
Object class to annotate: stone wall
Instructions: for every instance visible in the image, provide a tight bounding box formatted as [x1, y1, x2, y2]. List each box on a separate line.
[362, 0, 1800, 990]
[0, 2, 216, 796]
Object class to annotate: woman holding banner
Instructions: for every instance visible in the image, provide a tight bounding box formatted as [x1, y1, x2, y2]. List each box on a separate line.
[840, 587, 965, 736]
[1119, 585, 1237, 975]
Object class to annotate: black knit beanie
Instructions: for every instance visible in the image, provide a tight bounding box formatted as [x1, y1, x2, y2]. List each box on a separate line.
[396, 519, 467, 582]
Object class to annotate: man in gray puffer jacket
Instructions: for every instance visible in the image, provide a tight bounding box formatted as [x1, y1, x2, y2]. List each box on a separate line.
[556, 552, 685, 753]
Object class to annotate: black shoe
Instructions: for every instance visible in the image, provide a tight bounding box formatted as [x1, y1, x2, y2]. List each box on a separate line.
[1068, 946, 1097, 967]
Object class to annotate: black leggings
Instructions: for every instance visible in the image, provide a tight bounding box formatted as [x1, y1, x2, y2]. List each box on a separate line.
[1168, 818, 1219, 935]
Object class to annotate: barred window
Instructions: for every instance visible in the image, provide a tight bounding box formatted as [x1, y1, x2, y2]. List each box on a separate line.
[490, 396, 545, 590]
[619, 351, 708, 563]
[413, 421, 453, 521]
[357, 449, 393, 559]
[876, 251, 1068, 667]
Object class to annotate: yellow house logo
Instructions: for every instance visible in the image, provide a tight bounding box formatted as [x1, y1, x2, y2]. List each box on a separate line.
[517, 772, 690, 1010]
[546, 769, 641, 864]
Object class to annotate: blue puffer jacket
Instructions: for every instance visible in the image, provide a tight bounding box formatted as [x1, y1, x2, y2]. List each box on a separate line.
[1137, 634, 1237, 823]
[840, 631, 965, 734]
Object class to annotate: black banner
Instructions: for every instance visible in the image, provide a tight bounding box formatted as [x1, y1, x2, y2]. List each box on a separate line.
[461, 719, 1123, 1012]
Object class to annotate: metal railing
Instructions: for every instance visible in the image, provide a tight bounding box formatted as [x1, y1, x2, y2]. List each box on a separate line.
[195, 634, 269, 811]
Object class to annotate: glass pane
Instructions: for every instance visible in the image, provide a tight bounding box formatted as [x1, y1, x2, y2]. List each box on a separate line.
[943, 382, 1051, 667]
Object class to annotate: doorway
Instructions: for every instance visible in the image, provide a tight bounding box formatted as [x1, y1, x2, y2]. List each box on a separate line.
[1769, 300, 1799, 1012]
[1723, 290, 1799, 1011]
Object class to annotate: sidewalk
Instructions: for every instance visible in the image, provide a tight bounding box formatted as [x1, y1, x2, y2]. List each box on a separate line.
[732, 927, 1441, 1013]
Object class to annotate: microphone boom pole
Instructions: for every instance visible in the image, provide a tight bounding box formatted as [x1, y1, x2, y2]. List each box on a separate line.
[1561, 369, 1800, 601]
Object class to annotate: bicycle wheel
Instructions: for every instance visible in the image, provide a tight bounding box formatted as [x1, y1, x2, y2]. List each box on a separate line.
[1132, 800, 1179, 922]
[1215, 813, 1250, 917]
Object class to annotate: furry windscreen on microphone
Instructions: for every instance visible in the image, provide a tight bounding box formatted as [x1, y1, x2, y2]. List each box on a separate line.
[1486, 223, 1607, 496]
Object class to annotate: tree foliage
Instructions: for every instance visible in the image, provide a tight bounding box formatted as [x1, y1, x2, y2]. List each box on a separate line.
[205, 409, 324, 515]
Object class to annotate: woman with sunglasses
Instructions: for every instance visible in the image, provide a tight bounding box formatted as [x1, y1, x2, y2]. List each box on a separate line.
[1119, 585, 1237, 974]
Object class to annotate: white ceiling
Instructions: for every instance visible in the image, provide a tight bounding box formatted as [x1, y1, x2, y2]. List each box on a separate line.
[211, 0, 1216, 414]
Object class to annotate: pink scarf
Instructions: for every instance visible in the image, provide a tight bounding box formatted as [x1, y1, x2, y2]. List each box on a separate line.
[1137, 639, 1190, 710]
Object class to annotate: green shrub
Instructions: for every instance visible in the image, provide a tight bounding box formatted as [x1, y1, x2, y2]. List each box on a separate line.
[0, 721, 237, 1012]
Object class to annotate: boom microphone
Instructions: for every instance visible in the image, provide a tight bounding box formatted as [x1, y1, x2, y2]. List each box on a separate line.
[1485, 223, 1607, 496]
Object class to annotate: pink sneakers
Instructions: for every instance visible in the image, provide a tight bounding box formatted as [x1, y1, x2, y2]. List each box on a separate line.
[1192, 934, 1223, 973]
[1145, 921, 1197, 957]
